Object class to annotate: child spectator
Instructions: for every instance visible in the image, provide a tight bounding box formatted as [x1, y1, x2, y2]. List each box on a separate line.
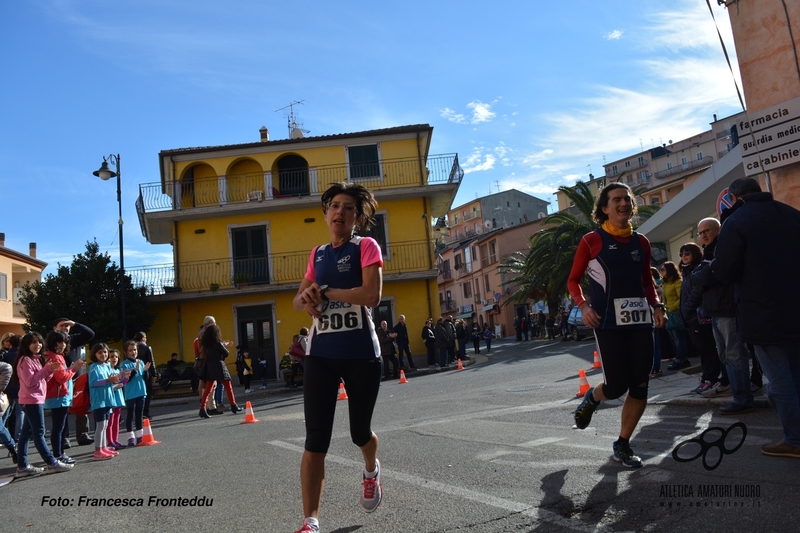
[107, 349, 128, 450]
[120, 341, 149, 447]
[43, 330, 84, 465]
[88, 343, 124, 460]
[15, 333, 75, 475]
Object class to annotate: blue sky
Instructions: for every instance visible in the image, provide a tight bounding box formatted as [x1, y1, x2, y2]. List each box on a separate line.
[0, 0, 743, 275]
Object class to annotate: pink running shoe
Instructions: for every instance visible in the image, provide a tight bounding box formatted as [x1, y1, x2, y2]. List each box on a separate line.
[92, 450, 113, 461]
[103, 447, 120, 456]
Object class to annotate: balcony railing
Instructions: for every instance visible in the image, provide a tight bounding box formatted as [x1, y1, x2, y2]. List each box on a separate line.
[138, 153, 462, 214]
[128, 240, 435, 295]
[463, 209, 481, 221]
[440, 299, 456, 312]
[653, 156, 713, 180]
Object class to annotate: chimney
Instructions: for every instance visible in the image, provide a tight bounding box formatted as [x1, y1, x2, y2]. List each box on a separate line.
[259, 126, 270, 142]
[29, 242, 36, 258]
[0, 233, 4, 247]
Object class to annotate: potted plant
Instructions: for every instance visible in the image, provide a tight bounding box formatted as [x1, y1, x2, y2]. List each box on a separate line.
[209, 283, 220, 292]
[233, 273, 252, 288]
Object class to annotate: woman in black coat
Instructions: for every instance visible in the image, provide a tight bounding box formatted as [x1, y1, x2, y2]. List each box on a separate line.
[198, 325, 241, 418]
[421, 319, 436, 367]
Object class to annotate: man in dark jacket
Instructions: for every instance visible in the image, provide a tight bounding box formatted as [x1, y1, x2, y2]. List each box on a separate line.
[392, 315, 416, 370]
[377, 321, 399, 380]
[434, 318, 450, 367]
[444, 316, 457, 364]
[54, 318, 94, 446]
[711, 177, 800, 458]
[693, 218, 750, 411]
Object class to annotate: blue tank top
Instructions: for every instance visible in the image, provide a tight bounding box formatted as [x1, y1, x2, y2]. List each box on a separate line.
[308, 236, 380, 360]
[587, 229, 653, 330]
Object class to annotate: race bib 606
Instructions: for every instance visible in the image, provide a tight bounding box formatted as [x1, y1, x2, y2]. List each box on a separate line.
[613, 298, 650, 326]
[316, 301, 363, 334]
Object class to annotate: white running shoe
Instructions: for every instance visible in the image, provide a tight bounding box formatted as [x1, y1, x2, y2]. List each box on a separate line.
[360, 459, 383, 512]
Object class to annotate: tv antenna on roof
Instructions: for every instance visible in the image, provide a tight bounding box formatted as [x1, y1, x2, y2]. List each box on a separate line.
[275, 100, 310, 139]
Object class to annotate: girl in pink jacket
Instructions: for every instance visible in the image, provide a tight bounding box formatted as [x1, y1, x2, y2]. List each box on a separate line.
[15, 332, 74, 477]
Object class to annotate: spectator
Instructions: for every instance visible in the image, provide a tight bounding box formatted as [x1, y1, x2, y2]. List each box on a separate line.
[2, 334, 20, 442]
[471, 323, 482, 354]
[444, 316, 457, 364]
[133, 332, 156, 419]
[393, 315, 416, 371]
[482, 324, 493, 353]
[377, 321, 399, 380]
[235, 346, 252, 393]
[710, 177, 800, 456]
[434, 318, 450, 367]
[545, 314, 555, 340]
[421, 319, 436, 367]
[455, 319, 467, 361]
[53, 318, 94, 448]
[661, 262, 691, 370]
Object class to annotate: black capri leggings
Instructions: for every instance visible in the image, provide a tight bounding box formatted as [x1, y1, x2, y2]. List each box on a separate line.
[595, 328, 654, 401]
[302, 355, 382, 454]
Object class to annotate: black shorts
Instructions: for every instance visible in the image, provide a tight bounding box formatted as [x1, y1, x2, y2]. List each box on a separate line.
[594, 328, 653, 400]
[302, 356, 382, 454]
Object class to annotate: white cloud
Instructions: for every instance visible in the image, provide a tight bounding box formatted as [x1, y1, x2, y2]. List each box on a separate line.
[440, 107, 467, 124]
[440, 100, 497, 125]
[461, 148, 497, 174]
[467, 101, 496, 123]
[605, 30, 623, 40]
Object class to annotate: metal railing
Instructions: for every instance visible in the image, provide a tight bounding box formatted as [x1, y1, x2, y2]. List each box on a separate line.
[128, 240, 435, 295]
[138, 153, 462, 214]
[652, 156, 713, 180]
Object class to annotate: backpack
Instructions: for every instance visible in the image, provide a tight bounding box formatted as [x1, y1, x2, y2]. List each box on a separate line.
[68, 373, 90, 416]
[289, 341, 306, 360]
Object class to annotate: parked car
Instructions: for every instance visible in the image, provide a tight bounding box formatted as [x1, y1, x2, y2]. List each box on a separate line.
[567, 306, 593, 341]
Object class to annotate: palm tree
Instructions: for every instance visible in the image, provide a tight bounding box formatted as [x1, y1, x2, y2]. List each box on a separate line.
[500, 179, 661, 313]
[500, 181, 597, 313]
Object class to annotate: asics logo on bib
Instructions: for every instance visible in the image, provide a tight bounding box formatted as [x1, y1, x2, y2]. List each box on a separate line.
[619, 299, 645, 309]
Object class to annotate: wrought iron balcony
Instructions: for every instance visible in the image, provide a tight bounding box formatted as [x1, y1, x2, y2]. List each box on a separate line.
[653, 156, 713, 180]
[137, 153, 462, 214]
[128, 240, 435, 295]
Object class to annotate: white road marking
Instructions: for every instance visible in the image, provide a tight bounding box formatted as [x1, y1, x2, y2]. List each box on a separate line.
[268, 439, 624, 532]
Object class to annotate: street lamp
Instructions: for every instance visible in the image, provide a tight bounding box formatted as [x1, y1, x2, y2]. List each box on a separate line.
[93, 154, 126, 341]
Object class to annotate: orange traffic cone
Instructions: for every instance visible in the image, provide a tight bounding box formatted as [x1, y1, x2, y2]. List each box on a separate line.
[240, 401, 260, 424]
[138, 418, 161, 446]
[398, 370, 408, 384]
[576, 369, 591, 397]
[456, 359, 464, 370]
[337, 380, 349, 400]
[592, 351, 602, 369]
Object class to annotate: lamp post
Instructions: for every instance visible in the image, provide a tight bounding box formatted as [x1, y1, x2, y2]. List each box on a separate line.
[93, 154, 127, 342]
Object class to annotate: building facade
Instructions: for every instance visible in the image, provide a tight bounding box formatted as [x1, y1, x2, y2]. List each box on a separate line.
[436, 190, 549, 337]
[0, 235, 46, 337]
[131, 124, 462, 375]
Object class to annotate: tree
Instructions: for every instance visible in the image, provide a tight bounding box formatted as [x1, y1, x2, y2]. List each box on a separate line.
[499, 180, 661, 314]
[19, 240, 155, 343]
[500, 182, 597, 314]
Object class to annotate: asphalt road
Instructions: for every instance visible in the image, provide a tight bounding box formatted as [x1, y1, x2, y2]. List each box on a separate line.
[2, 338, 797, 532]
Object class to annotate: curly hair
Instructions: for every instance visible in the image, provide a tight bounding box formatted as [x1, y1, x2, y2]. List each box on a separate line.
[321, 182, 378, 232]
[593, 183, 637, 225]
[661, 261, 681, 282]
[45, 330, 70, 354]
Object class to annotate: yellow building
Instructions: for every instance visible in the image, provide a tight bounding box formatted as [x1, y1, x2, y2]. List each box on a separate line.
[131, 124, 462, 377]
[0, 235, 46, 337]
